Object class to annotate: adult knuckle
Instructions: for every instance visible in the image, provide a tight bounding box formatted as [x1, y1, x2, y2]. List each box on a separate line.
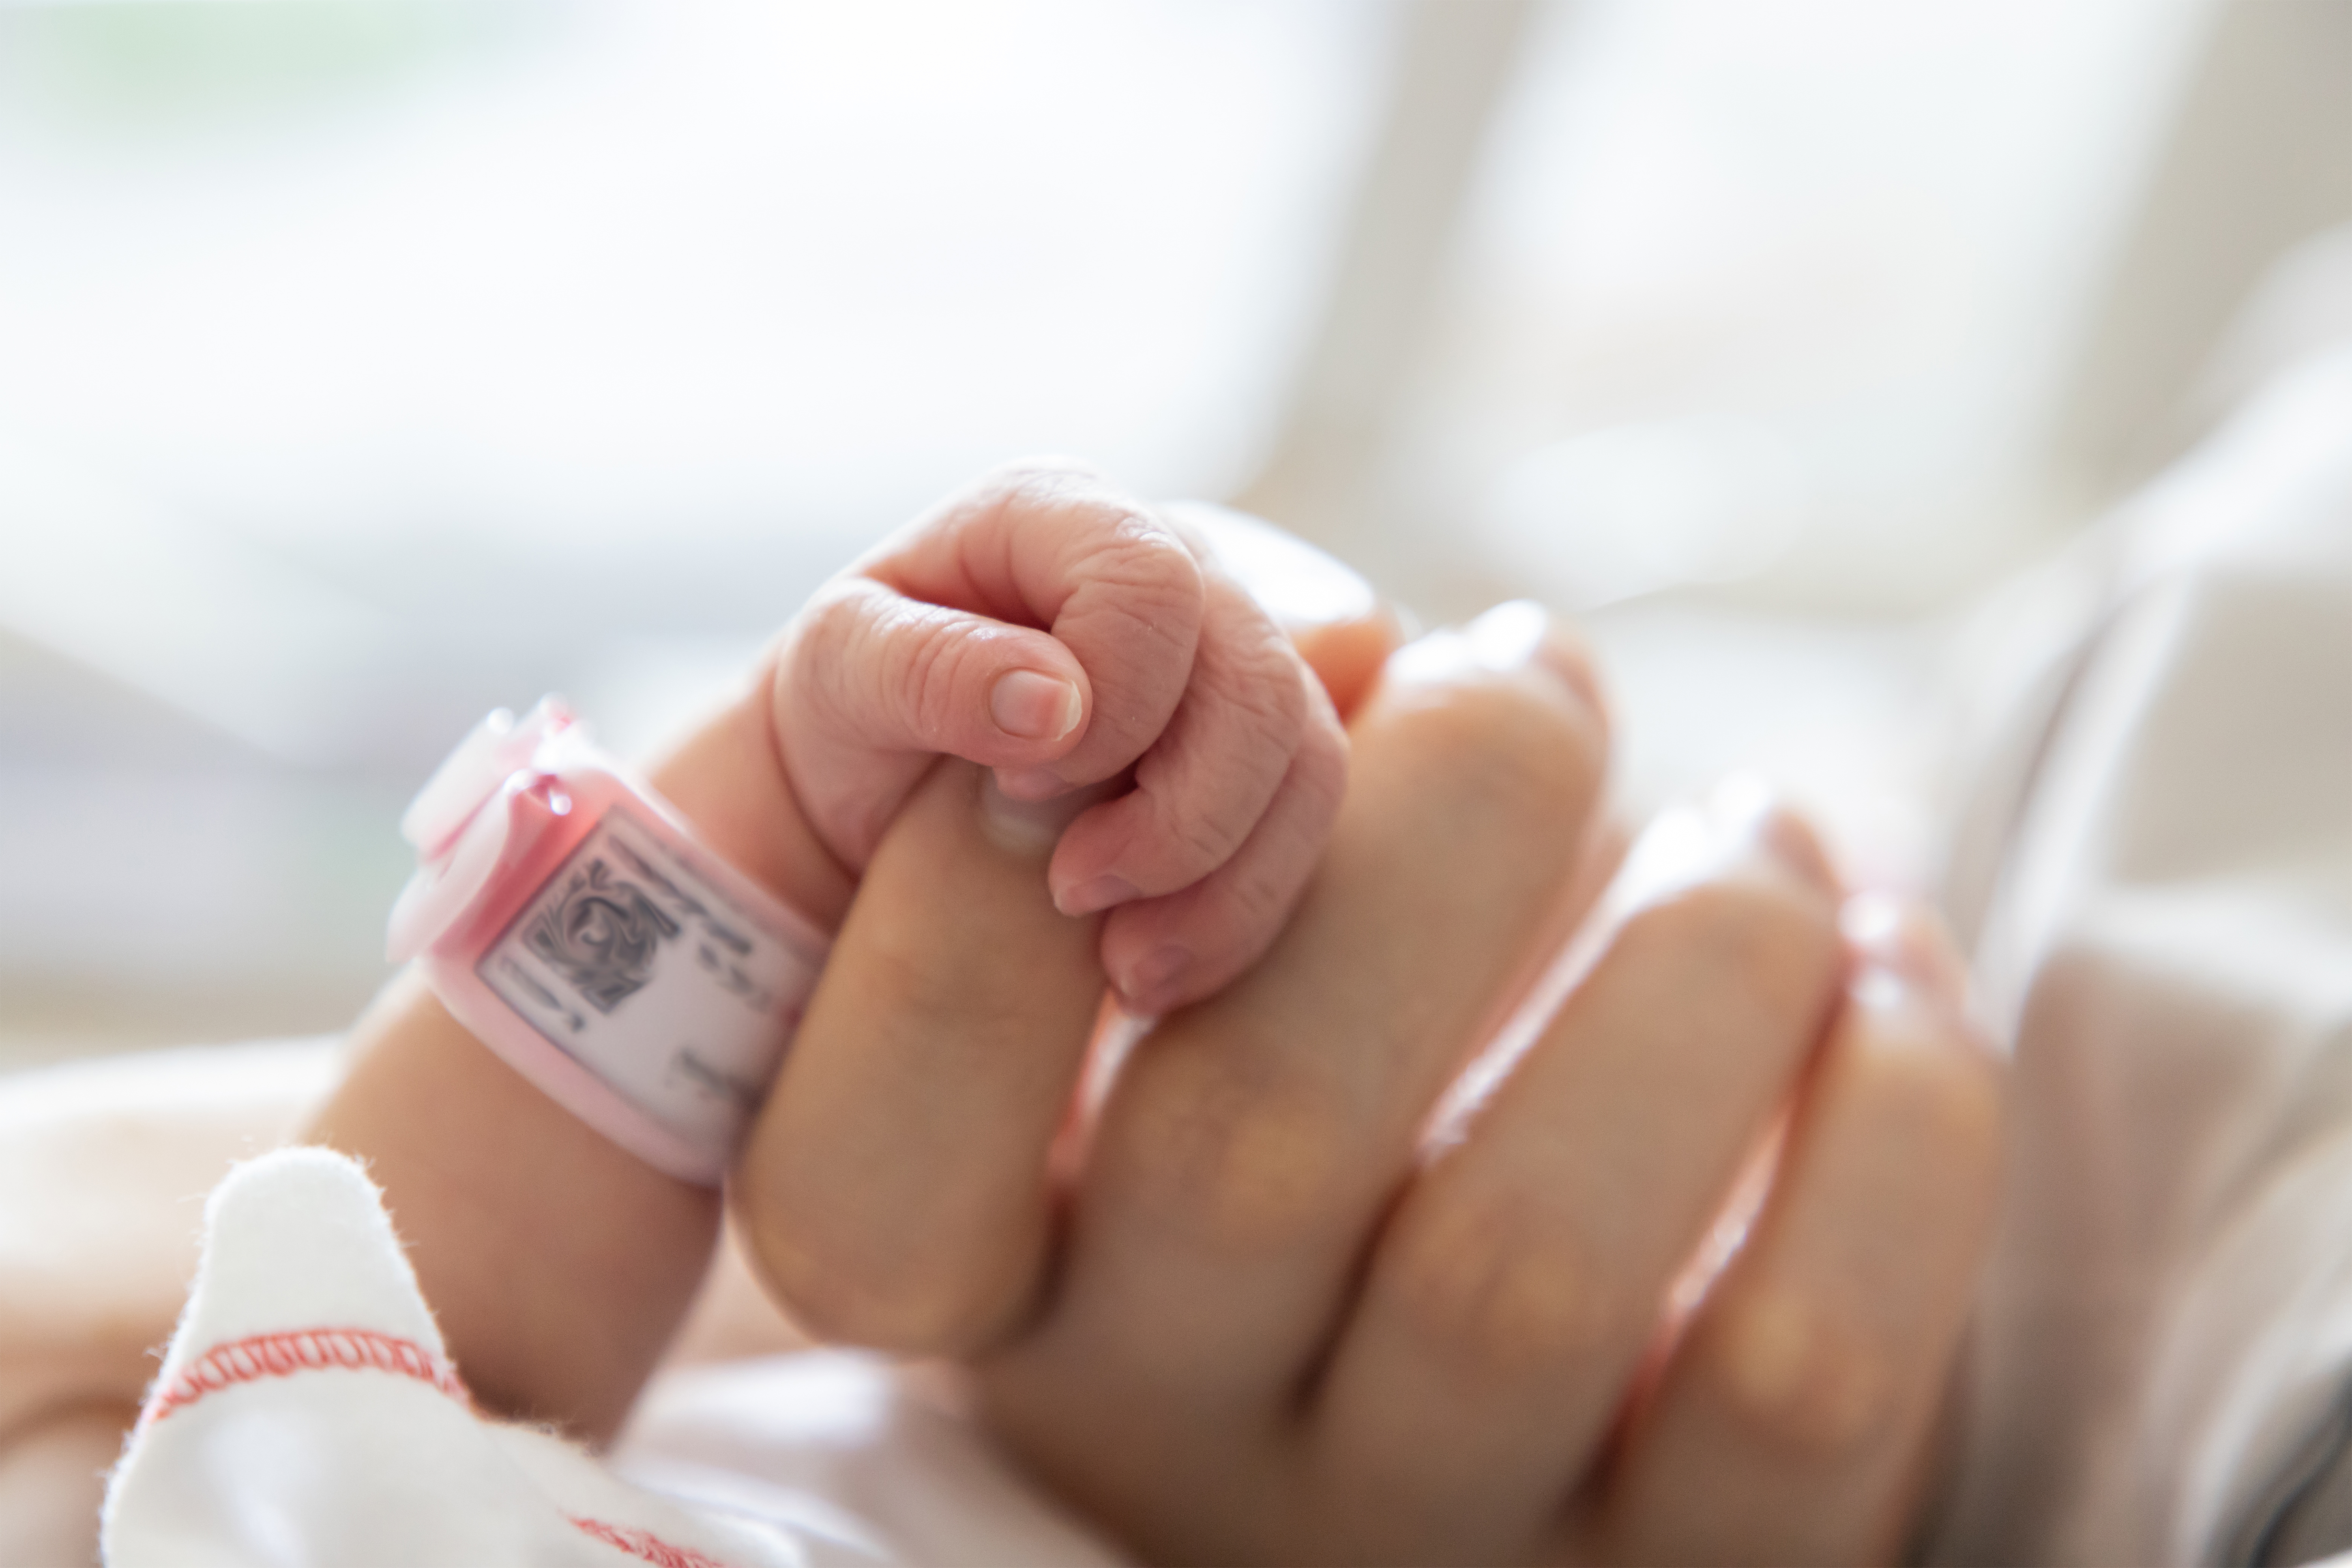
[1709, 1289, 1893, 1455]
[856, 926, 1025, 1040]
[748, 1225, 1017, 1356]
[1869, 1033, 2006, 1195]
[1382, 1193, 1613, 1377]
[1386, 683, 1603, 840]
[736, 1128, 1037, 1357]
[1113, 1051, 1358, 1254]
[1618, 875, 1839, 1017]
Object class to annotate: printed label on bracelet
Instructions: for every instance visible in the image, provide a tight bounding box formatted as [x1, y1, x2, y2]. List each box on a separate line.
[478, 805, 819, 1148]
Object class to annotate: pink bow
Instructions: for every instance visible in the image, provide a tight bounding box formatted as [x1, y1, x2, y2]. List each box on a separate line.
[386, 697, 579, 964]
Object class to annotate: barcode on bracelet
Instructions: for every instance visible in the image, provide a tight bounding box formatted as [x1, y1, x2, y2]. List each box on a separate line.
[479, 806, 818, 1146]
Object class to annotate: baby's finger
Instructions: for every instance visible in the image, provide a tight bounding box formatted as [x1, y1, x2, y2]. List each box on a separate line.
[865, 461, 1207, 796]
[1588, 897, 2002, 1566]
[1161, 501, 1399, 723]
[1047, 563, 1321, 916]
[1097, 706, 1348, 1013]
[776, 575, 1093, 867]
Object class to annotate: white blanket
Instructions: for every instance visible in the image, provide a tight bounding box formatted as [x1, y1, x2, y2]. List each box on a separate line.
[1926, 344, 2352, 1566]
[103, 1146, 1121, 1568]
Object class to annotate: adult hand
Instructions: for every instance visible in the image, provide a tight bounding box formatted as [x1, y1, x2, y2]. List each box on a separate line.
[734, 539, 2002, 1564]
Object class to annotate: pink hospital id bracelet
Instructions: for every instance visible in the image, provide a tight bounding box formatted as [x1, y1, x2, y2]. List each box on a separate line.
[386, 699, 830, 1185]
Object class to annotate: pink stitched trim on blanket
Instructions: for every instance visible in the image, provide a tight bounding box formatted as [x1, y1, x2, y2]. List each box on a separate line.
[139, 1326, 469, 1429]
[568, 1515, 733, 1568]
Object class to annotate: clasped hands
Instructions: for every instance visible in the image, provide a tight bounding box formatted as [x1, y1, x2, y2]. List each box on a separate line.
[722, 502, 2004, 1566]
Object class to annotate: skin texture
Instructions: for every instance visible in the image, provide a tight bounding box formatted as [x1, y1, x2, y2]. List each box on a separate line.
[12, 473, 2001, 1563]
[303, 462, 1345, 1438]
[739, 599, 2006, 1567]
[773, 462, 1348, 1015]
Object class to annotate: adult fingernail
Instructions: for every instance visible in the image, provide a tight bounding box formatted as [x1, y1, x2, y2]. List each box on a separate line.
[1386, 602, 1602, 716]
[1464, 599, 1550, 670]
[1848, 960, 1914, 1019]
[1841, 891, 1981, 1034]
[1607, 803, 1720, 911]
[1464, 601, 1597, 709]
[1057, 873, 1140, 917]
[994, 765, 1069, 801]
[978, 771, 1110, 855]
[1121, 944, 1191, 1006]
[1709, 773, 1836, 893]
[991, 669, 1083, 742]
[1840, 891, 1924, 970]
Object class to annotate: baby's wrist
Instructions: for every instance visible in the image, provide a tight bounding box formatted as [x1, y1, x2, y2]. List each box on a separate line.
[388, 696, 833, 1185]
[640, 665, 855, 933]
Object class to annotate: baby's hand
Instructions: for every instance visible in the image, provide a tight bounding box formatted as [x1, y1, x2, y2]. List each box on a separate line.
[768, 462, 1348, 1015]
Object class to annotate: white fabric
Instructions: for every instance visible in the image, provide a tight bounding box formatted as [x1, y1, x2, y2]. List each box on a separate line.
[103, 1147, 1121, 1568]
[1925, 343, 2352, 1566]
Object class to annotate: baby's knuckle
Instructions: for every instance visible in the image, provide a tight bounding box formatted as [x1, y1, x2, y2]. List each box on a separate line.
[1209, 626, 1310, 734]
[791, 584, 873, 704]
[1383, 1194, 1614, 1377]
[1170, 807, 1246, 872]
[1291, 718, 1348, 808]
[896, 621, 967, 744]
[1070, 498, 1202, 592]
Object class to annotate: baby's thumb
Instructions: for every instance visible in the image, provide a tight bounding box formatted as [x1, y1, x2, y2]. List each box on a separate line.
[775, 578, 1092, 864]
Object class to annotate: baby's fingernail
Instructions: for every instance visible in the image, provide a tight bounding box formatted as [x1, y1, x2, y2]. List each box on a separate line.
[979, 771, 1109, 855]
[1121, 944, 1191, 1005]
[1058, 873, 1140, 917]
[991, 669, 1083, 742]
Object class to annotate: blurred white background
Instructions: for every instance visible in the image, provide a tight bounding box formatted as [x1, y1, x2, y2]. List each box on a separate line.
[6, 0, 2348, 1064]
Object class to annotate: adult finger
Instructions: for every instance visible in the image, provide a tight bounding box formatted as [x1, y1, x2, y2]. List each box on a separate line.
[736, 507, 1399, 1350]
[1298, 787, 1846, 1566]
[777, 460, 1205, 867]
[976, 605, 1609, 1563]
[732, 759, 1107, 1354]
[1588, 897, 2002, 1568]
